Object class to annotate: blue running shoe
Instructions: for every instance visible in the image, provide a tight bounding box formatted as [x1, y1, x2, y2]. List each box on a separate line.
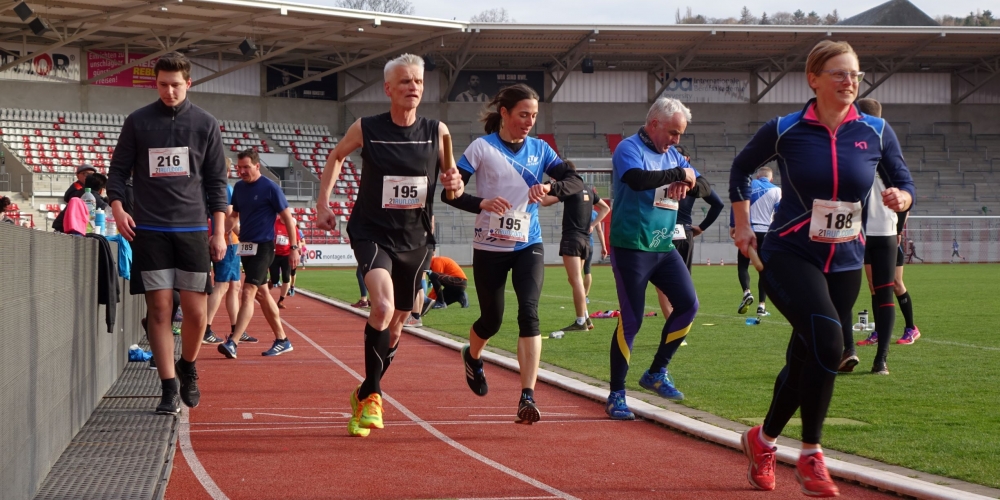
[262, 338, 293, 356]
[639, 369, 684, 401]
[217, 339, 237, 359]
[288, 287, 295, 297]
[605, 390, 635, 420]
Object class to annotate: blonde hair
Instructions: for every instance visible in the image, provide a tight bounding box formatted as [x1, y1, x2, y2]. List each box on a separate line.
[806, 40, 857, 76]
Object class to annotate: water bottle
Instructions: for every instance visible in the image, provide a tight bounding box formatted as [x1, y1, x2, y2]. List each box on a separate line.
[859, 310, 869, 330]
[94, 208, 106, 236]
[106, 214, 118, 236]
[81, 188, 97, 232]
[745, 317, 761, 326]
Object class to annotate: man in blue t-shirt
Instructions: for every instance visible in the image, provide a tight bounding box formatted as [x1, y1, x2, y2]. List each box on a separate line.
[217, 149, 299, 359]
[605, 97, 703, 421]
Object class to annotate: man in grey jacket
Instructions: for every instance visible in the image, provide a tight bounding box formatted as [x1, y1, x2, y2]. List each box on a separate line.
[107, 52, 228, 415]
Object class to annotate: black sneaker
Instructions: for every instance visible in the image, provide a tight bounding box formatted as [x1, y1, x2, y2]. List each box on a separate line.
[148, 356, 157, 370]
[239, 332, 258, 343]
[872, 358, 889, 375]
[202, 329, 223, 344]
[421, 298, 436, 316]
[218, 338, 238, 359]
[516, 396, 541, 424]
[175, 360, 201, 408]
[461, 345, 488, 396]
[156, 383, 181, 415]
[738, 292, 755, 314]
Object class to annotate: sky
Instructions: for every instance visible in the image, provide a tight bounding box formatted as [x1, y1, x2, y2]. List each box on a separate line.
[293, 0, 989, 24]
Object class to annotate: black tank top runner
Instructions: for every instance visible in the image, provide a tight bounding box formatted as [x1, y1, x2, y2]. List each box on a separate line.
[348, 112, 440, 251]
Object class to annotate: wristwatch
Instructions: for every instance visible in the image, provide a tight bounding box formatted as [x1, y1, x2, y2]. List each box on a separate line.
[291, 245, 299, 250]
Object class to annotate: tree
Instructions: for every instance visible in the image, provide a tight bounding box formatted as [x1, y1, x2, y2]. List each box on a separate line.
[470, 7, 515, 22]
[770, 11, 794, 24]
[335, 0, 415, 15]
[825, 9, 840, 25]
[759, 12, 770, 24]
[676, 7, 707, 24]
[792, 9, 806, 24]
[739, 6, 757, 24]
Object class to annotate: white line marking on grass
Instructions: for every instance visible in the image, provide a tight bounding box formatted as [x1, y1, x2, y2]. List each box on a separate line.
[282, 318, 580, 500]
[179, 411, 230, 500]
[921, 339, 1000, 352]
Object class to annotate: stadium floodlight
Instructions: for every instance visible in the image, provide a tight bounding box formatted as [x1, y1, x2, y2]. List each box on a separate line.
[582, 58, 594, 74]
[14, 2, 33, 22]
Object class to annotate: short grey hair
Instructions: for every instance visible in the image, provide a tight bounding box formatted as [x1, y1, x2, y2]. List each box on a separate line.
[756, 166, 773, 179]
[384, 53, 424, 81]
[645, 97, 692, 126]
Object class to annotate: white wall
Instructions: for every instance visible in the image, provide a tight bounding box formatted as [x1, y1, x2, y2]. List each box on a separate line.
[190, 57, 260, 96]
[760, 72, 950, 104]
[552, 71, 646, 103]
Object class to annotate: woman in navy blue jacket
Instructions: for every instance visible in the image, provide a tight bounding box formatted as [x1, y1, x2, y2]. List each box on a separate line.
[730, 40, 914, 498]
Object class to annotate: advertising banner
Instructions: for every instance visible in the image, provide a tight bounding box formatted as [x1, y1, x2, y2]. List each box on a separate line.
[449, 70, 545, 102]
[87, 50, 157, 88]
[266, 64, 337, 100]
[656, 72, 750, 103]
[0, 43, 79, 82]
[301, 244, 356, 266]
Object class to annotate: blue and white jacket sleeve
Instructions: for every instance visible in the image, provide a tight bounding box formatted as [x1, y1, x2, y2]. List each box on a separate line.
[876, 124, 916, 202]
[730, 119, 779, 203]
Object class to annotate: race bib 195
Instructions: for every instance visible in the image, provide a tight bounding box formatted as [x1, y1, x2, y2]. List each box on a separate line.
[487, 210, 530, 242]
[382, 175, 427, 209]
[809, 199, 862, 243]
[149, 147, 190, 177]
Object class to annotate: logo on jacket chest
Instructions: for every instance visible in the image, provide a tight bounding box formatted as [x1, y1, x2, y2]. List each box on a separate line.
[526, 155, 540, 166]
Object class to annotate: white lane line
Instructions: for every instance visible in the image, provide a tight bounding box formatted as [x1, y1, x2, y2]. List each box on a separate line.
[921, 339, 1000, 352]
[188, 419, 618, 433]
[242, 413, 253, 420]
[282, 319, 580, 500]
[459, 497, 560, 500]
[179, 411, 230, 500]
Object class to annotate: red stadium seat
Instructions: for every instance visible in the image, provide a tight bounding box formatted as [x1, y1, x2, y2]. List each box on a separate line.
[537, 134, 559, 155]
[606, 134, 623, 154]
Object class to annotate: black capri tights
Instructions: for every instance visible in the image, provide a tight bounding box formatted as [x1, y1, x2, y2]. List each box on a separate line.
[472, 243, 544, 339]
[760, 251, 861, 445]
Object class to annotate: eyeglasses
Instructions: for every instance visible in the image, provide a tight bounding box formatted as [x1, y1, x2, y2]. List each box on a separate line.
[818, 69, 865, 83]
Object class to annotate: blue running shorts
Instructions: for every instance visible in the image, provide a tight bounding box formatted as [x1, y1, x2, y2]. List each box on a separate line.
[213, 244, 241, 283]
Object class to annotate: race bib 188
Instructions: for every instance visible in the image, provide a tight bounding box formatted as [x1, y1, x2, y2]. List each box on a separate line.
[487, 210, 530, 242]
[809, 199, 862, 243]
[149, 147, 190, 177]
[381, 175, 427, 209]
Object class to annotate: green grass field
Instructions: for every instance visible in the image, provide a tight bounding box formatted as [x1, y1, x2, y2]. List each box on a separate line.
[296, 263, 1000, 488]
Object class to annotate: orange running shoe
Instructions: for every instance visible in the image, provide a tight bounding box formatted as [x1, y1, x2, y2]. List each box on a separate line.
[795, 452, 840, 497]
[741, 425, 776, 491]
[358, 393, 384, 429]
[348, 387, 370, 437]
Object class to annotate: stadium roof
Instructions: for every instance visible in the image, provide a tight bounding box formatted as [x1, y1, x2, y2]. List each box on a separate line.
[1, 0, 999, 102]
[838, 0, 939, 27]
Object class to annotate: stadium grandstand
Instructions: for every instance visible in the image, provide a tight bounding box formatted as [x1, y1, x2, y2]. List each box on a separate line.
[1, 0, 1000, 496]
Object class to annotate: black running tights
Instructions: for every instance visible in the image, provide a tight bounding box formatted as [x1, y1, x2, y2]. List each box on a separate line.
[760, 252, 861, 444]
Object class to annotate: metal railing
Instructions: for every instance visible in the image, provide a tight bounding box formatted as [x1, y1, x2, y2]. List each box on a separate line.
[280, 180, 316, 201]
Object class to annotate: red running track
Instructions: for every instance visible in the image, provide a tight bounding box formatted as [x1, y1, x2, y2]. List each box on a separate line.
[166, 293, 893, 500]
